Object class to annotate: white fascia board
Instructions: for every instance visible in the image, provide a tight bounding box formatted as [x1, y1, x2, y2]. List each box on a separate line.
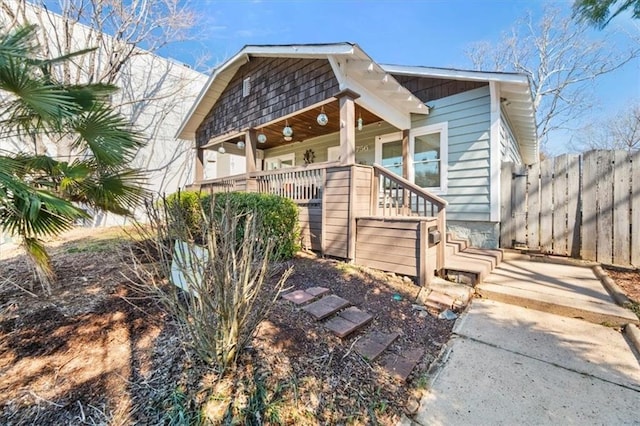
[343, 74, 411, 130]
[329, 55, 424, 128]
[381, 64, 530, 85]
[242, 43, 355, 58]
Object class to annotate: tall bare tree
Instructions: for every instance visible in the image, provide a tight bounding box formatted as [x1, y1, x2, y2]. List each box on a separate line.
[0, 0, 207, 221]
[572, 103, 640, 153]
[466, 6, 640, 153]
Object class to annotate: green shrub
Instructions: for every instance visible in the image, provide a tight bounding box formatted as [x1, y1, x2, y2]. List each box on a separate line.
[164, 191, 300, 259]
[163, 190, 209, 241]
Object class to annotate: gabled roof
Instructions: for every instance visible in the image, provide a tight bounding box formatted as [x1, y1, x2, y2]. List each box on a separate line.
[176, 42, 429, 141]
[177, 43, 538, 163]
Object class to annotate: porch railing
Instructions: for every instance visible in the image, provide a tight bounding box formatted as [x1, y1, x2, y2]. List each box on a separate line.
[191, 174, 248, 193]
[192, 162, 448, 278]
[254, 162, 336, 202]
[371, 164, 447, 218]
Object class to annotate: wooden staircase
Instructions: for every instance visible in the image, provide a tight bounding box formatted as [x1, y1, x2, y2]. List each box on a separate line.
[442, 233, 503, 286]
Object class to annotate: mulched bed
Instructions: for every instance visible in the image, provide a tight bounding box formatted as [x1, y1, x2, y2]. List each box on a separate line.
[606, 268, 640, 305]
[0, 229, 453, 424]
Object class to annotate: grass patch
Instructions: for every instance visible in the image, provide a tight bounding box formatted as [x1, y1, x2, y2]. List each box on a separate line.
[64, 238, 121, 254]
[624, 301, 640, 320]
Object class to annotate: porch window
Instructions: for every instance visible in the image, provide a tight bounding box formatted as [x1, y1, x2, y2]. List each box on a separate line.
[265, 153, 295, 170]
[410, 123, 447, 193]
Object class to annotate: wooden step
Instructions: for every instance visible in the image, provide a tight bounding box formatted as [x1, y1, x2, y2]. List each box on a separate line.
[355, 331, 400, 361]
[444, 246, 503, 286]
[324, 307, 373, 338]
[446, 233, 468, 251]
[303, 294, 351, 320]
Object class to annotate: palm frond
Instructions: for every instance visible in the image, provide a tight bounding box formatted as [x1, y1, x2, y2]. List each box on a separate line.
[66, 167, 148, 215]
[0, 59, 79, 120]
[65, 83, 118, 109]
[72, 103, 144, 166]
[1, 189, 86, 237]
[22, 237, 54, 293]
[0, 25, 38, 65]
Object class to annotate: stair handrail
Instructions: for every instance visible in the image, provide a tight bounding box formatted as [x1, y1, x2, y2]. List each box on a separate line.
[372, 163, 448, 210]
[372, 163, 447, 275]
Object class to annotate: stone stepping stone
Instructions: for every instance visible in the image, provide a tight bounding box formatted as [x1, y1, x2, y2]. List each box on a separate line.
[383, 348, 424, 381]
[420, 290, 456, 311]
[302, 294, 350, 320]
[355, 331, 400, 361]
[324, 307, 373, 338]
[281, 287, 329, 305]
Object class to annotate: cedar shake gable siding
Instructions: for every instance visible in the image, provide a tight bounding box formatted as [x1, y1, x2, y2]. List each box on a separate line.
[391, 75, 487, 103]
[195, 57, 339, 146]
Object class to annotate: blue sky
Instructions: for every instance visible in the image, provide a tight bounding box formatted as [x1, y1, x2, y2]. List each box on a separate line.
[160, 0, 638, 154]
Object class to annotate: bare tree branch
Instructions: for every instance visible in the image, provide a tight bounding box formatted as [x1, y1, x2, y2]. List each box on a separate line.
[465, 6, 640, 153]
[1, 0, 208, 221]
[572, 103, 640, 152]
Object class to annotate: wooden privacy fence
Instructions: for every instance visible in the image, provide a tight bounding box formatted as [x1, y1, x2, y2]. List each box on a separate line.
[501, 150, 640, 267]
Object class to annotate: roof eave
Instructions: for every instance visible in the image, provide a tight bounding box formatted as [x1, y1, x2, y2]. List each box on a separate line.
[381, 64, 530, 85]
[175, 43, 360, 141]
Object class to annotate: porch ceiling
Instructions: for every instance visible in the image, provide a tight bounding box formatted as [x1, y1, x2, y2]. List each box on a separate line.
[253, 100, 382, 149]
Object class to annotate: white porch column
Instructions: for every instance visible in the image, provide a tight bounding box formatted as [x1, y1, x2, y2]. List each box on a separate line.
[336, 89, 360, 165]
[245, 129, 258, 173]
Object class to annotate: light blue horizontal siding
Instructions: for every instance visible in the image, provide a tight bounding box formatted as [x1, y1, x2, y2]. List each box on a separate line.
[500, 107, 523, 164]
[412, 86, 491, 221]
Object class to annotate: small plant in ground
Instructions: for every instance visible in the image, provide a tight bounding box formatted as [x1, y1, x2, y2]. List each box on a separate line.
[162, 386, 204, 426]
[624, 301, 640, 320]
[129, 194, 292, 373]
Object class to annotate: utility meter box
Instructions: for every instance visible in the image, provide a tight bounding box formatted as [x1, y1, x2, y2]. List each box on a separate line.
[428, 227, 441, 245]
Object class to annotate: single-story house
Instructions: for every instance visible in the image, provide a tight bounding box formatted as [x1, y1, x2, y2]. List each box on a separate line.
[177, 42, 537, 284]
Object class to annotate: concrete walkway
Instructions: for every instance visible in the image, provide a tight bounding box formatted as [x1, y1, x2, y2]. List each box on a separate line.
[414, 258, 640, 425]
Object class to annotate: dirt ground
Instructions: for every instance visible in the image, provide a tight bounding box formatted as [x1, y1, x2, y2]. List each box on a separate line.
[606, 268, 640, 316]
[0, 228, 453, 425]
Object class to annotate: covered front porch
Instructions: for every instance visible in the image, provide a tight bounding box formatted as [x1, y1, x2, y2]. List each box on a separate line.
[189, 160, 446, 286]
[178, 44, 449, 285]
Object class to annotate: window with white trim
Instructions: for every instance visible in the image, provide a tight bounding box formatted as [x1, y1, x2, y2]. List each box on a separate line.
[265, 153, 294, 170]
[410, 123, 447, 193]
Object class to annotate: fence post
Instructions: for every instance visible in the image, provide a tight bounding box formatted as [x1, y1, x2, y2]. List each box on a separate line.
[540, 159, 553, 253]
[566, 154, 581, 258]
[513, 163, 528, 246]
[581, 151, 598, 261]
[596, 150, 614, 264]
[613, 151, 631, 265]
[527, 161, 541, 250]
[632, 151, 640, 267]
[500, 162, 514, 248]
[553, 154, 568, 256]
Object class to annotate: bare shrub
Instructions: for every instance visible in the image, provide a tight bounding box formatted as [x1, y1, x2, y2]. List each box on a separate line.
[128, 196, 292, 373]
